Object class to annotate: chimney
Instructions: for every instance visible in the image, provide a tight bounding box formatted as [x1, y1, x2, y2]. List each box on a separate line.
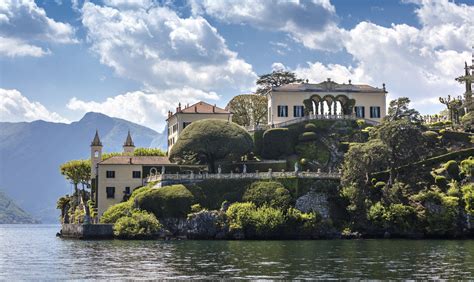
[213, 104, 216, 113]
[348, 79, 352, 85]
[178, 102, 182, 112]
[327, 78, 331, 82]
[383, 83, 386, 91]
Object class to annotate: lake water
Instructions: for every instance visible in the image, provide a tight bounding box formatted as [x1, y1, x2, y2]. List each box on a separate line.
[0, 225, 473, 279]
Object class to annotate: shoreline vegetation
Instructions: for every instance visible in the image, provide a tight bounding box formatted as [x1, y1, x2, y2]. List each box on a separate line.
[57, 70, 473, 240]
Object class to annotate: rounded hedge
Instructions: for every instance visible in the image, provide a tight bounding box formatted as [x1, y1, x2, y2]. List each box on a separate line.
[100, 201, 133, 224]
[374, 181, 386, 189]
[299, 132, 317, 142]
[262, 128, 293, 159]
[304, 123, 318, 132]
[136, 185, 195, 218]
[243, 181, 291, 208]
[113, 210, 161, 239]
[423, 130, 439, 140]
[444, 160, 460, 179]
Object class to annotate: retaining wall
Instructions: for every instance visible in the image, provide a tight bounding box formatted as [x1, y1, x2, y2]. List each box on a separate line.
[61, 224, 114, 239]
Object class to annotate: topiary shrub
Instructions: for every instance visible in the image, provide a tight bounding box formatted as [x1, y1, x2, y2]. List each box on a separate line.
[304, 123, 318, 132]
[262, 128, 293, 159]
[100, 201, 133, 224]
[252, 130, 265, 156]
[136, 185, 195, 218]
[441, 130, 472, 143]
[444, 160, 460, 180]
[299, 131, 318, 142]
[423, 130, 439, 143]
[113, 210, 161, 239]
[243, 181, 291, 209]
[295, 142, 330, 165]
[434, 175, 447, 187]
[374, 181, 386, 189]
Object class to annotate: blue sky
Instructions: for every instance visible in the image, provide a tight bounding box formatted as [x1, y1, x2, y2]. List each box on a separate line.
[0, 0, 473, 131]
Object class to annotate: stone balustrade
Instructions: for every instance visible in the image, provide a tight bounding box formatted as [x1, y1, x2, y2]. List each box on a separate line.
[145, 169, 341, 184]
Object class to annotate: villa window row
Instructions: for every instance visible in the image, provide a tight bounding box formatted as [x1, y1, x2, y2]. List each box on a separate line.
[277, 105, 305, 118]
[354, 106, 381, 119]
[105, 170, 142, 179]
[106, 186, 131, 199]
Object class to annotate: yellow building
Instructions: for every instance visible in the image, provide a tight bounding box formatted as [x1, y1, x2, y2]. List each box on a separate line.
[267, 79, 387, 125]
[90, 131, 172, 217]
[166, 101, 232, 152]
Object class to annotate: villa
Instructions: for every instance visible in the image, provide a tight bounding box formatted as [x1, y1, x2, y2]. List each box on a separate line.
[267, 79, 387, 126]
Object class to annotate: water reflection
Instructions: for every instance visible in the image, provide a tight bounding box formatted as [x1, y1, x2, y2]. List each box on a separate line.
[0, 225, 473, 279]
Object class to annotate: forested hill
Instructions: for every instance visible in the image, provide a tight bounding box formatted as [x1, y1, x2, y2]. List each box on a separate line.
[0, 112, 166, 223]
[0, 190, 39, 224]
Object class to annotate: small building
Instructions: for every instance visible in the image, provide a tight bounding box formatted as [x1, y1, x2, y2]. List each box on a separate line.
[90, 131, 173, 217]
[166, 101, 232, 152]
[267, 79, 387, 125]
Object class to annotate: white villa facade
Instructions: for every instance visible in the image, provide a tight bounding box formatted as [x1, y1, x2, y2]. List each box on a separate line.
[267, 79, 387, 125]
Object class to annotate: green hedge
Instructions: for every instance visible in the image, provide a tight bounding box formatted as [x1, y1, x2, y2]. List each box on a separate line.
[136, 185, 195, 218]
[113, 210, 161, 239]
[262, 128, 293, 159]
[252, 130, 265, 156]
[441, 130, 472, 143]
[299, 132, 318, 142]
[243, 181, 291, 208]
[304, 123, 318, 132]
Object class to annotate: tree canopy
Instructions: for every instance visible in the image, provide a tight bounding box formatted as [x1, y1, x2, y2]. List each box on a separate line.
[59, 159, 91, 194]
[168, 119, 253, 172]
[256, 70, 303, 95]
[226, 94, 267, 126]
[385, 97, 421, 123]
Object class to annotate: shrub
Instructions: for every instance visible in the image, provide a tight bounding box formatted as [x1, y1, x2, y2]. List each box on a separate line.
[133, 147, 166, 156]
[100, 201, 133, 224]
[441, 130, 472, 143]
[460, 157, 474, 177]
[374, 181, 386, 189]
[443, 160, 460, 179]
[434, 175, 447, 187]
[356, 119, 366, 127]
[226, 202, 256, 232]
[304, 123, 318, 132]
[252, 130, 265, 156]
[285, 207, 320, 234]
[136, 185, 194, 218]
[295, 142, 330, 165]
[367, 202, 386, 228]
[423, 130, 439, 141]
[252, 205, 285, 238]
[130, 186, 152, 200]
[411, 188, 459, 235]
[243, 181, 291, 209]
[262, 128, 293, 159]
[461, 184, 474, 216]
[299, 131, 318, 142]
[113, 210, 161, 239]
[384, 204, 417, 233]
[190, 203, 204, 213]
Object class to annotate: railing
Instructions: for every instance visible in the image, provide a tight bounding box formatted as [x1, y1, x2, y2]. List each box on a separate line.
[145, 170, 341, 184]
[245, 114, 379, 131]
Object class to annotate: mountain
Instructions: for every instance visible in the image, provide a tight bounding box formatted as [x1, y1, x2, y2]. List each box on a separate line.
[0, 190, 39, 224]
[0, 112, 167, 223]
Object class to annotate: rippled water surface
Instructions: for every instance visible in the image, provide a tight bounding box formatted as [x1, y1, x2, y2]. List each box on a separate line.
[1, 225, 473, 279]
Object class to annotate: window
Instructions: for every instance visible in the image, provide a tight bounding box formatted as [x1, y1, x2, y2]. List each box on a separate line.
[132, 171, 141, 178]
[355, 106, 365, 118]
[106, 187, 115, 198]
[172, 124, 178, 133]
[106, 171, 115, 178]
[183, 122, 192, 129]
[293, 105, 304, 117]
[370, 106, 381, 118]
[124, 187, 130, 194]
[277, 105, 288, 117]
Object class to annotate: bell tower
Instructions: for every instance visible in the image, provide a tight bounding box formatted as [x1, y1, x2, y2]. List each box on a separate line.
[90, 130, 103, 179]
[123, 130, 135, 154]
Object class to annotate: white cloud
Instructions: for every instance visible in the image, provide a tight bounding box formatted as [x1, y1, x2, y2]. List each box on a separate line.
[0, 36, 50, 57]
[190, 0, 345, 51]
[81, 2, 257, 95]
[66, 87, 219, 131]
[103, 0, 153, 9]
[0, 89, 69, 123]
[283, 0, 473, 114]
[0, 0, 76, 57]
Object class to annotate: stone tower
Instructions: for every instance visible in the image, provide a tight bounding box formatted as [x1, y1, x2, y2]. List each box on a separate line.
[123, 130, 135, 154]
[90, 130, 103, 179]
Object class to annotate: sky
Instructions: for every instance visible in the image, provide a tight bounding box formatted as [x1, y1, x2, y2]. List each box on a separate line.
[0, 0, 473, 131]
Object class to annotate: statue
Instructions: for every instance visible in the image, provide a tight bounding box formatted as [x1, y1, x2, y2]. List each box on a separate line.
[217, 165, 222, 174]
[242, 163, 247, 174]
[294, 161, 299, 173]
[161, 166, 166, 175]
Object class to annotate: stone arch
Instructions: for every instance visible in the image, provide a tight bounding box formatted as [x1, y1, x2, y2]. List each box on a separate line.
[150, 167, 158, 175]
[335, 95, 349, 115]
[322, 95, 336, 115]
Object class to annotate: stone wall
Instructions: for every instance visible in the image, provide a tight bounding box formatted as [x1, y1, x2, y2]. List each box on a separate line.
[61, 224, 113, 239]
[295, 189, 330, 219]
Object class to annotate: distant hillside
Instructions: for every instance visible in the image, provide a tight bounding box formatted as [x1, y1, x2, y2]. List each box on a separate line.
[0, 190, 39, 224]
[0, 112, 166, 223]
